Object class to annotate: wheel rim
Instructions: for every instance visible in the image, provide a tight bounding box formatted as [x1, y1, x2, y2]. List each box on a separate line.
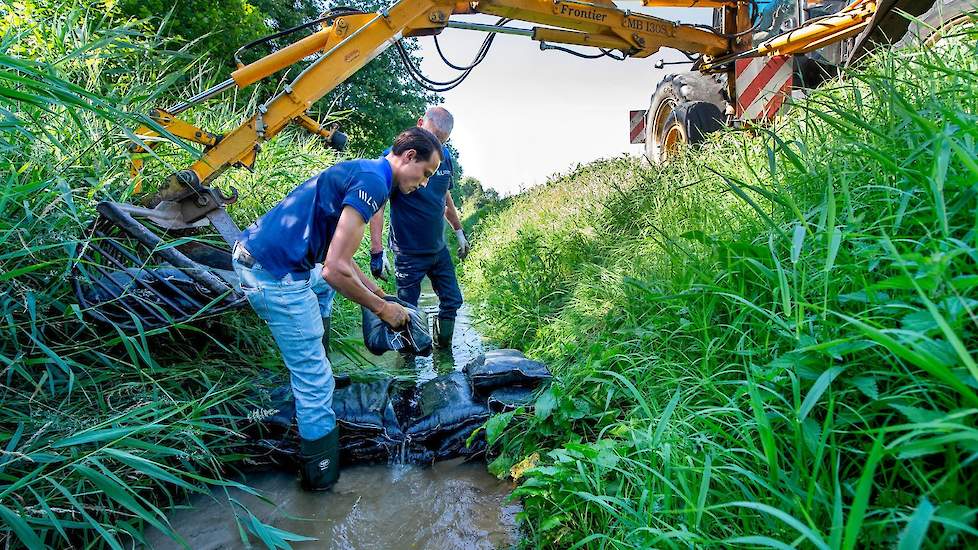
[661, 121, 684, 160]
[652, 99, 676, 157]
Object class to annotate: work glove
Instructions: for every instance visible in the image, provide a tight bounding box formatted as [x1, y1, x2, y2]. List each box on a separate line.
[455, 229, 470, 260]
[370, 250, 391, 281]
[376, 299, 408, 329]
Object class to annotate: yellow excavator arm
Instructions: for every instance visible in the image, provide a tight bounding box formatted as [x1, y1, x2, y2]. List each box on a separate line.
[130, 0, 878, 237]
[140, 0, 733, 191]
[78, 0, 886, 330]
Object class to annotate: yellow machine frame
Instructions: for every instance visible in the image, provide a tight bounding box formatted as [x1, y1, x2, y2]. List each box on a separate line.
[132, 0, 878, 220]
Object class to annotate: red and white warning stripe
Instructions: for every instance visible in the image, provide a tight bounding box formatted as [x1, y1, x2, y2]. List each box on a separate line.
[629, 109, 646, 144]
[735, 55, 793, 121]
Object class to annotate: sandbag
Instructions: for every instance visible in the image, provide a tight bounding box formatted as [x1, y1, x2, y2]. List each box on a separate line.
[464, 350, 551, 393]
[465, 349, 524, 370]
[333, 379, 404, 441]
[406, 372, 490, 444]
[433, 421, 487, 461]
[361, 296, 432, 356]
[249, 379, 405, 466]
[487, 386, 537, 413]
[251, 375, 350, 435]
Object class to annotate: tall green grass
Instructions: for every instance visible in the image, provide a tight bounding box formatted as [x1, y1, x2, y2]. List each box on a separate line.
[465, 25, 978, 548]
[0, 2, 372, 547]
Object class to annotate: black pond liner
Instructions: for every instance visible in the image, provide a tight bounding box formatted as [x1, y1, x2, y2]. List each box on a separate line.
[487, 386, 537, 413]
[71, 202, 245, 330]
[404, 372, 490, 461]
[361, 296, 433, 356]
[464, 349, 552, 394]
[243, 350, 551, 469]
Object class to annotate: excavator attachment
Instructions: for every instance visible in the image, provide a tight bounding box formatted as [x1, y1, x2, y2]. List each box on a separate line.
[72, 201, 246, 330]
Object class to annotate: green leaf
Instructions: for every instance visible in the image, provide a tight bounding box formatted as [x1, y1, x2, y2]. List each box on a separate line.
[53, 426, 159, 448]
[695, 453, 712, 528]
[790, 223, 805, 264]
[0, 504, 43, 549]
[652, 387, 681, 446]
[842, 434, 885, 550]
[799, 366, 844, 420]
[540, 515, 563, 531]
[535, 387, 557, 420]
[486, 410, 516, 446]
[897, 498, 935, 550]
[825, 227, 842, 274]
[73, 462, 173, 538]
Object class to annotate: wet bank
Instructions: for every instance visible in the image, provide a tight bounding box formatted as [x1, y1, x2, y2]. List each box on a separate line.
[148, 282, 522, 549]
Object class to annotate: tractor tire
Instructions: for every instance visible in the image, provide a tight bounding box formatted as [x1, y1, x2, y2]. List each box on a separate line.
[848, 0, 976, 63]
[896, 0, 975, 46]
[657, 101, 726, 162]
[645, 72, 727, 163]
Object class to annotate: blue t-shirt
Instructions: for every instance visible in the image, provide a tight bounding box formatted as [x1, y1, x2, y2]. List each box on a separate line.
[239, 158, 392, 278]
[387, 145, 455, 255]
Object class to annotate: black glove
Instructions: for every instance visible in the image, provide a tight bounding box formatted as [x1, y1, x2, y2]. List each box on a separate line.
[370, 250, 390, 281]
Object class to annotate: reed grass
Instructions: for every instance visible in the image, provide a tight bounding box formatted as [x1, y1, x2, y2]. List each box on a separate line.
[464, 22, 978, 549]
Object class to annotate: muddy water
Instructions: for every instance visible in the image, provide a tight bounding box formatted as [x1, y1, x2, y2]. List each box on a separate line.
[148, 283, 521, 549]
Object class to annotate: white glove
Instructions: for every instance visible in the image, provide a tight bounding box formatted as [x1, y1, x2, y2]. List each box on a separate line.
[455, 229, 470, 260]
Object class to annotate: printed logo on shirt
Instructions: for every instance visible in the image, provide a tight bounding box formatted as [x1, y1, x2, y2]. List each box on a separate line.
[358, 189, 379, 212]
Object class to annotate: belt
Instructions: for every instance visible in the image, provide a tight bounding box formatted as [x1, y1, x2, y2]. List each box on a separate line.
[233, 242, 310, 282]
[232, 242, 258, 269]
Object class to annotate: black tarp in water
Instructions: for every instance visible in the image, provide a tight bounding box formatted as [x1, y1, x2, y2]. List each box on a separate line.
[405, 372, 490, 459]
[487, 386, 537, 413]
[361, 296, 433, 356]
[333, 379, 405, 464]
[464, 349, 551, 394]
[245, 350, 550, 468]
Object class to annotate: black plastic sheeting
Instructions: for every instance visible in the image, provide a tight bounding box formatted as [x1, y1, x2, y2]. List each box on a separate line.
[242, 349, 550, 468]
[361, 296, 433, 356]
[83, 268, 211, 319]
[464, 349, 552, 393]
[405, 372, 490, 461]
[487, 386, 537, 413]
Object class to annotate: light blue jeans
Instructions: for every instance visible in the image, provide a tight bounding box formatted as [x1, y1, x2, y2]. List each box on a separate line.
[233, 255, 337, 441]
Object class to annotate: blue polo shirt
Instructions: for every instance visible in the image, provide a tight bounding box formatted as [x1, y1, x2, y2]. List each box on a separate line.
[239, 158, 392, 278]
[387, 145, 454, 255]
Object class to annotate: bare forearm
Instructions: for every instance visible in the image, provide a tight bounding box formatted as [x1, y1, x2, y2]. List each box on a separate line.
[444, 194, 462, 231]
[369, 207, 385, 253]
[354, 262, 385, 297]
[324, 260, 386, 313]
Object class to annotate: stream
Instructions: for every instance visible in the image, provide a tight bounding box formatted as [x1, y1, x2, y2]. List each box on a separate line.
[146, 282, 521, 549]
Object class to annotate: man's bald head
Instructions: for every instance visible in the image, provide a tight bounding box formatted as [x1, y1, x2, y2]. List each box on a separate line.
[418, 106, 453, 144]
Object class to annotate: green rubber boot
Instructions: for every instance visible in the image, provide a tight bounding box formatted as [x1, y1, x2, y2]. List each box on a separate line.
[434, 317, 455, 349]
[322, 317, 331, 356]
[298, 428, 340, 491]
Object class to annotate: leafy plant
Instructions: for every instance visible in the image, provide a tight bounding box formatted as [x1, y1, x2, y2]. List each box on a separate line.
[465, 24, 978, 548]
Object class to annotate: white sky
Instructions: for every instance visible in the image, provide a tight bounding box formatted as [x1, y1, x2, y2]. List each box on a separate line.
[413, 5, 712, 195]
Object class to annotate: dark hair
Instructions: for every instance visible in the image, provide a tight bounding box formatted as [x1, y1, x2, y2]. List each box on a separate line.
[390, 127, 442, 163]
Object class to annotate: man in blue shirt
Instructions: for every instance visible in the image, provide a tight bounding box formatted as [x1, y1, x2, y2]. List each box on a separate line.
[232, 127, 442, 491]
[369, 107, 468, 348]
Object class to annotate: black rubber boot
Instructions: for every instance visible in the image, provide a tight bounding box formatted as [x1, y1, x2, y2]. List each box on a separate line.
[322, 317, 331, 356]
[434, 317, 455, 349]
[299, 428, 340, 491]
